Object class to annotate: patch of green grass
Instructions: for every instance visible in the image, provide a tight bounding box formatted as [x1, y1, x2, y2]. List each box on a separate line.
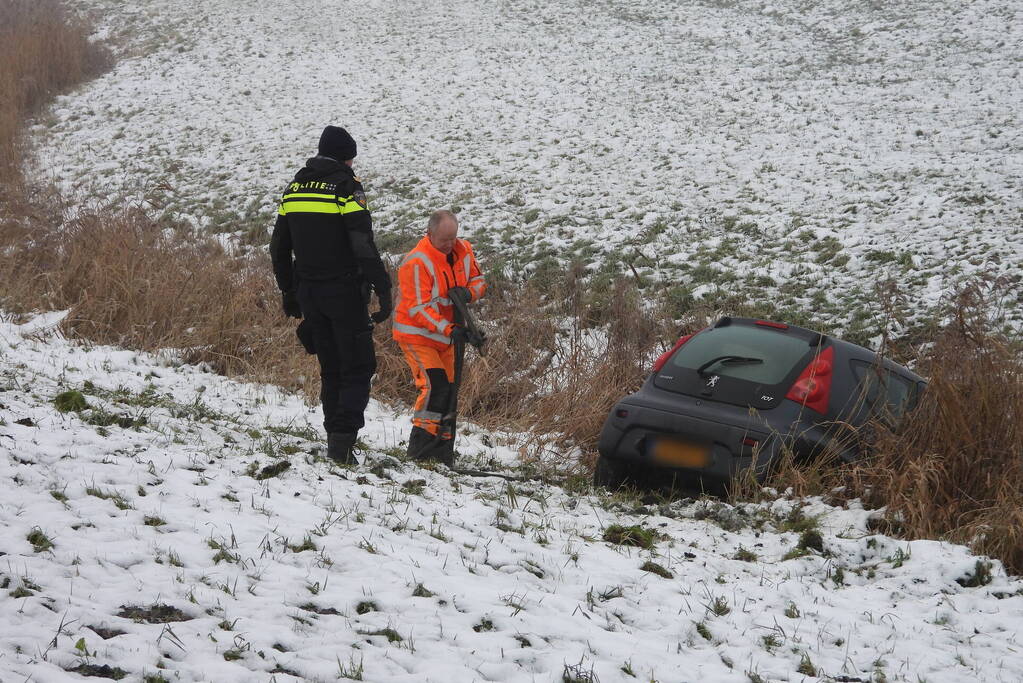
[288, 535, 317, 553]
[255, 460, 291, 480]
[143, 516, 165, 527]
[401, 479, 426, 495]
[411, 583, 434, 598]
[777, 506, 819, 534]
[85, 487, 133, 510]
[957, 560, 993, 588]
[603, 524, 656, 549]
[117, 604, 192, 624]
[832, 566, 846, 586]
[708, 596, 730, 616]
[473, 617, 495, 632]
[299, 603, 340, 615]
[639, 561, 673, 579]
[355, 600, 378, 615]
[781, 546, 808, 561]
[562, 657, 598, 683]
[733, 546, 758, 562]
[337, 653, 365, 680]
[797, 653, 816, 676]
[782, 523, 824, 561]
[54, 390, 88, 413]
[68, 664, 128, 680]
[798, 529, 824, 552]
[360, 627, 402, 643]
[27, 527, 54, 552]
[784, 602, 800, 619]
[212, 548, 239, 564]
[696, 621, 712, 640]
[81, 401, 148, 429]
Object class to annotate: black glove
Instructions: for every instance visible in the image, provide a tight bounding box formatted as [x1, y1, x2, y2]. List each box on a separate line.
[281, 290, 302, 319]
[448, 286, 471, 304]
[296, 319, 316, 354]
[449, 325, 470, 344]
[370, 292, 392, 324]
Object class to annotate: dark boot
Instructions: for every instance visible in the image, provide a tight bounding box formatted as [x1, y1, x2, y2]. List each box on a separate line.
[435, 422, 456, 466]
[434, 437, 455, 467]
[406, 426, 437, 461]
[327, 432, 357, 464]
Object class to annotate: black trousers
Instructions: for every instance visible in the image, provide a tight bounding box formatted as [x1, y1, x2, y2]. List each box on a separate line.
[297, 280, 376, 435]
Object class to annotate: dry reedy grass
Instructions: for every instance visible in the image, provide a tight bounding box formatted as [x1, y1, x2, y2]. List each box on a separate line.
[0, 0, 110, 181]
[843, 282, 1023, 572]
[1, 206, 321, 390]
[741, 281, 1023, 573]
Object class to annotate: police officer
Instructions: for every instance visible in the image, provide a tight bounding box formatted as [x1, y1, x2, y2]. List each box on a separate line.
[270, 126, 391, 463]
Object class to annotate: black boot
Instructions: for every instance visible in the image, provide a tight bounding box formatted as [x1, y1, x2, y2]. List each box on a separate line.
[406, 426, 437, 461]
[435, 422, 456, 466]
[434, 437, 455, 467]
[327, 432, 357, 465]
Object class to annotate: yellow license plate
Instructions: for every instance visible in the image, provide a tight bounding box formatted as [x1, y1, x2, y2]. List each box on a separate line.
[651, 439, 710, 468]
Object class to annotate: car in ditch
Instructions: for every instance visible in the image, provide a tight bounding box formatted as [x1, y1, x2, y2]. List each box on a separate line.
[595, 316, 926, 491]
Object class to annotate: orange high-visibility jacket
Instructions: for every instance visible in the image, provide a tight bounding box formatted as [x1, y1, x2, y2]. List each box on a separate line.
[393, 236, 486, 349]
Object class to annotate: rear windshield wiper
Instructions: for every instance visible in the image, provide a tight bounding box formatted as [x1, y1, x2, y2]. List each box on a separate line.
[696, 355, 764, 377]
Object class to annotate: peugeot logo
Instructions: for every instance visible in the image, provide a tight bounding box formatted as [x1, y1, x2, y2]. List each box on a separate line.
[706, 375, 720, 388]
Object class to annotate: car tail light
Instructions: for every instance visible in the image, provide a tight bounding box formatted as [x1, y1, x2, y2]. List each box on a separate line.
[742, 437, 759, 448]
[615, 408, 629, 418]
[652, 334, 693, 372]
[785, 346, 835, 414]
[755, 320, 788, 330]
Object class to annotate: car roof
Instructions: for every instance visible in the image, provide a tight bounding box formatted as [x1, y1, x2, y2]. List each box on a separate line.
[715, 317, 926, 384]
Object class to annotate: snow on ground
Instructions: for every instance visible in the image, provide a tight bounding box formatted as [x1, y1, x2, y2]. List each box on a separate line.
[3, 313, 1023, 682]
[33, 0, 1023, 335]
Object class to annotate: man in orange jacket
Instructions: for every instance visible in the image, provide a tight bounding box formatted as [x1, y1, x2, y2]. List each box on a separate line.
[393, 209, 486, 464]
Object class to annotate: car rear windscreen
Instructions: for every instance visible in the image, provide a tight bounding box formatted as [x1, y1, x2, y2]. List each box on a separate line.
[666, 325, 811, 385]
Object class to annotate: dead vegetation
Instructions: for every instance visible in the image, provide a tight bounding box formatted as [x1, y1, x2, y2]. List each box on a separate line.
[843, 282, 1023, 572]
[0, 0, 110, 184]
[742, 280, 1023, 573]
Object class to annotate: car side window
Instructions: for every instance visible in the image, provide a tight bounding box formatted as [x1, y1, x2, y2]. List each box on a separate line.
[850, 361, 918, 423]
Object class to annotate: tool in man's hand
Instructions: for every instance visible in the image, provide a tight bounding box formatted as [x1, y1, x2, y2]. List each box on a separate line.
[448, 287, 486, 352]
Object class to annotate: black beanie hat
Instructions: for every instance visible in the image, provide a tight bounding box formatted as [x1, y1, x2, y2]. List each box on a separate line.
[318, 125, 357, 160]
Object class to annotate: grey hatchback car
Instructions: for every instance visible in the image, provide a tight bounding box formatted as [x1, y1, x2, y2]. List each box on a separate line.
[596, 317, 925, 490]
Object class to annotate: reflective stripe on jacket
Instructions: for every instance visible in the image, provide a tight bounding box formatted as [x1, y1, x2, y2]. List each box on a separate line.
[393, 236, 486, 349]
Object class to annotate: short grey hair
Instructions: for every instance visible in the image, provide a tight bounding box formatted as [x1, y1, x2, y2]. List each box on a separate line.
[426, 209, 458, 234]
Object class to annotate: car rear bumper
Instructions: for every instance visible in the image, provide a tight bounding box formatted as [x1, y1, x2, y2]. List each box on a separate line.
[598, 401, 780, 483]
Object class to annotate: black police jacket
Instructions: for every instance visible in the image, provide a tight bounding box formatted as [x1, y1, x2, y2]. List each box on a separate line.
[269, 156, 390, 299]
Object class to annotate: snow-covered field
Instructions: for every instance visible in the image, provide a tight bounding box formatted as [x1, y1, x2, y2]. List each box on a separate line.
[35, 0, 1023, 334]
[8, 1, 1023, 680]
[3, 314, 1023, 682]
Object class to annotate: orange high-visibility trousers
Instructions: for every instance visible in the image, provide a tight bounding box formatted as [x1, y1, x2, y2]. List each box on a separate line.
[399, 342, 455, 436]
